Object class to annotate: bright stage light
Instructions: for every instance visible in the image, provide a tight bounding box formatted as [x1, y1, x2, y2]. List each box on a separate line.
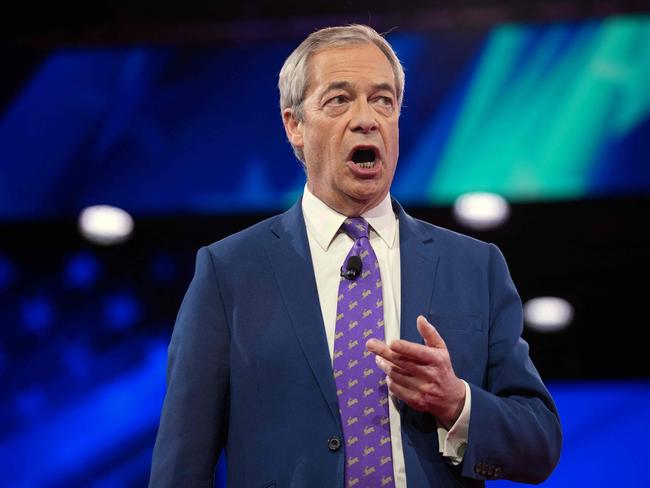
[78, 205, 134, 245]
[524, 296, 574, 332]
[453, 192, 510, 230]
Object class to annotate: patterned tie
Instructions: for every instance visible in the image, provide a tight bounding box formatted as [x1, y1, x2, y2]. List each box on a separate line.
[333, 217, 395, 488]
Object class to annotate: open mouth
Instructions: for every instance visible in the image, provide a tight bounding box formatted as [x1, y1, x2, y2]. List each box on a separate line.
[351, 148, 379, 169]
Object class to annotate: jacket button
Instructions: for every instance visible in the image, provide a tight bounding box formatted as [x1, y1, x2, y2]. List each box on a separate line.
[328, 436, 342, 452]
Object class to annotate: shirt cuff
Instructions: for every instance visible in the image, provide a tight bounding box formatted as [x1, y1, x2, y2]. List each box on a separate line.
[437, 380, 471, 465]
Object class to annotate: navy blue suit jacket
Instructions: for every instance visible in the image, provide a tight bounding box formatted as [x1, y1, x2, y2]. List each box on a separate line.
[149, 199, 561, 487]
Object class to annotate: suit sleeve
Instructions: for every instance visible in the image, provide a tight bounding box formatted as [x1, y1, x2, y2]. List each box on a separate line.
[460, 244, 562, 483]
[149, 246, 230, 488]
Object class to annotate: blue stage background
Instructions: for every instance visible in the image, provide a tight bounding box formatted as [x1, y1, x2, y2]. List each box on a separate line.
[2, 15, 649, 220]
[1, 12, 649, 487]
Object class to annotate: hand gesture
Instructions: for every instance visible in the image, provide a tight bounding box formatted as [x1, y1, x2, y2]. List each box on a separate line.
[366, 315, 466, 428]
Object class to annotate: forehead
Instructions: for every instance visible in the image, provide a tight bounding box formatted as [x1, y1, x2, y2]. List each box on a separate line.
[306, 43, 396, 95]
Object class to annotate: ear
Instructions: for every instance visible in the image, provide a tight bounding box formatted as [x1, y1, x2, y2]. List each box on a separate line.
[282, 108, 304, 150]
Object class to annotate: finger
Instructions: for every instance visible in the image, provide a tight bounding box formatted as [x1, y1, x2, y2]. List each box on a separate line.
[366, 338, 389, 356]
[385, 378, 429, 413]
[417, 315, 446, 349]
[384, 364, 431, 393]
[367, 338, 407, 364]
[368, 339, 428, 378]
[375, 355, 412, 377]
[389, 339, 439, 365]
[382, 353, 432, 377]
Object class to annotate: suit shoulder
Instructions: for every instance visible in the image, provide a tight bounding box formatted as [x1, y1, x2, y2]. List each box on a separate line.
[413, 215, 491, 246]
[203, 213, 282, 260]
[407, 215, 500, 262]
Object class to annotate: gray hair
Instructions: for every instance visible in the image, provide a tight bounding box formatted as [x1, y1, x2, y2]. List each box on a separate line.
[278, 24, 405, 164]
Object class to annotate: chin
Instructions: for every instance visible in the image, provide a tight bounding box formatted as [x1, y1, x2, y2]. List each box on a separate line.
[349, 188, 385, 205]
[356, 179, 385, 194]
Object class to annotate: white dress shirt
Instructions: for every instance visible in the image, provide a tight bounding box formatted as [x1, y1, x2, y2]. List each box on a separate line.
[301, 186, 471, 487]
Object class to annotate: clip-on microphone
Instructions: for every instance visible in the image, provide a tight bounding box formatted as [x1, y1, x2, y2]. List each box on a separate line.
[341, 255, 362, 280]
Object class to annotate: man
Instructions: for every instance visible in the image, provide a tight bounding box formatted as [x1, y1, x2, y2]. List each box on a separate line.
[149, 24, 562, 487]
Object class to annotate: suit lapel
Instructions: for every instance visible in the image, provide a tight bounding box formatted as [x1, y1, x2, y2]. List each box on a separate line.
[394, 201, 440, 345]
[266, 200, 340, 424]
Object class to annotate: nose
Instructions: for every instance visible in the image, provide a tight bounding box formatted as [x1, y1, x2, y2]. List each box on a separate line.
[350, 100, 378, 134]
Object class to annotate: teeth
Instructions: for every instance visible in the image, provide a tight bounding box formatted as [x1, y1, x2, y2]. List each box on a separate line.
[356, 162, 376, 169]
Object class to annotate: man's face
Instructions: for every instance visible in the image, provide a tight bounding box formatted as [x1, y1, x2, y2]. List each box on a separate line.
[284, 43, 400, 215]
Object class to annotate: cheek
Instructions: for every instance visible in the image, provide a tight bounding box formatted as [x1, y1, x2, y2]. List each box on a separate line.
[327, 133, 345, 165]
[390, 127, 400, 159]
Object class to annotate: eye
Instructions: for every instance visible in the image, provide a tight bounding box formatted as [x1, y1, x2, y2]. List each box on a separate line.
[327, 95, 348, 105]
[376, 96, 394, 107]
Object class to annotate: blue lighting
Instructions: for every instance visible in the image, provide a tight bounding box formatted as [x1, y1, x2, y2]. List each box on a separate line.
[0, 341, 167, 486]
[14, 387, 48, 419]
[61, 340, 92, 380]
[103, 292, 141, 330]
[64, 251, 101, 289]
[1, 16, 648, 221]
[492, 380, 650, 487]
[0, 14, 648, 488]
[20, 296, 55, 333]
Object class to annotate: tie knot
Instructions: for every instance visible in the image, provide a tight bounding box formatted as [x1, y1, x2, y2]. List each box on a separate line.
[341, 217, 369, 240]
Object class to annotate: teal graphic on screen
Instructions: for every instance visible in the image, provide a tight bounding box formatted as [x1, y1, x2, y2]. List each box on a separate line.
[1, 14, 649, 220]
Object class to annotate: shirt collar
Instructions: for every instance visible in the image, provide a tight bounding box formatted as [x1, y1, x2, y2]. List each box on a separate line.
[301, 185, 397, 251]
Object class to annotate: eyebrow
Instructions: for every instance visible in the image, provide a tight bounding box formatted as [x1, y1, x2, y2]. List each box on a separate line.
[372, 82, 397, 96]
[320, 81, 396, 98]
[320, 81, 352, 97]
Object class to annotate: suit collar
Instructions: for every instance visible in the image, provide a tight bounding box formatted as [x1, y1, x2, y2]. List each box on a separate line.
[268, 200, 341, 425]
[391, 198, 435, 246]
[392, 199, 440, 346]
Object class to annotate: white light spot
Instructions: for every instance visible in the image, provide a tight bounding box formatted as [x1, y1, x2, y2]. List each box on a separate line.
[453, 192, 510, 230]
[78, 205, 134, 245]
[524, 296, 574, 332]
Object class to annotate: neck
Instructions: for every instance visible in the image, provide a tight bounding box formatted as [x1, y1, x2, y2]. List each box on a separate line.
[307, 184, 386, 217]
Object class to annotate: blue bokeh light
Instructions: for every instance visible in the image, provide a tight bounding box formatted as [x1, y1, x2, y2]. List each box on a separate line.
[64, 251, 101, 289]
[20, 296, 55, 333]
[103, 292, 141, 330]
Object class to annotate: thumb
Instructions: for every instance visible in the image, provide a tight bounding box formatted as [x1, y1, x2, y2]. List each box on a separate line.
[417, 315, 446, 349]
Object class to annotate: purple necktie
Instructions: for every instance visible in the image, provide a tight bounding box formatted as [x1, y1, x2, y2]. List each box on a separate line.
[333, 217, 395, 488]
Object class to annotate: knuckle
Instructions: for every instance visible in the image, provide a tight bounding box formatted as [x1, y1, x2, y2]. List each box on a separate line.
[419, 382, 434, 396]
[414, 395, 428, 411]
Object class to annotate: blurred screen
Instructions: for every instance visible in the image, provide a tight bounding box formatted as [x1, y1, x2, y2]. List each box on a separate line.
[1, 14, 649, 220]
